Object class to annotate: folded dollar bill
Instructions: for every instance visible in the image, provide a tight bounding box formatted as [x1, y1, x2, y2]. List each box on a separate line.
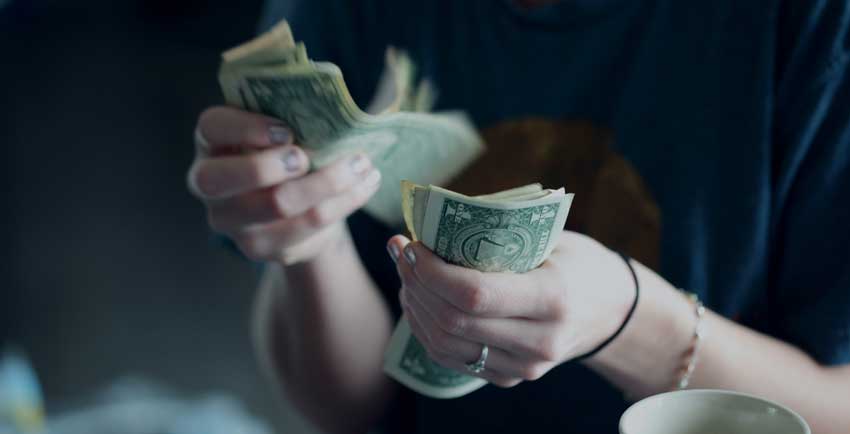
[217, 20, 484, 226]
[384, 181, 574, 398]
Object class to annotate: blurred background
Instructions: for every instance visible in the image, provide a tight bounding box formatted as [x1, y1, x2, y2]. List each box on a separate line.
[2, 0, 311, 431]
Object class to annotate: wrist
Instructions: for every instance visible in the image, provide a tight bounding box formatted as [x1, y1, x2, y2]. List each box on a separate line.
[582, 260, 694, 398]
[573, 251, 639, 361]
[275, 223, 360, 297]
[275, 222, 351, 269]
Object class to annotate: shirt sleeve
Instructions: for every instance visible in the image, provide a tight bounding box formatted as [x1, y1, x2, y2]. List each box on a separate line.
[768, 0, 850, 365]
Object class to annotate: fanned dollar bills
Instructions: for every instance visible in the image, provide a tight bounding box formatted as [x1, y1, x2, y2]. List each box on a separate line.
[384, 181, 574, 399]
[217, 20, 484, 225]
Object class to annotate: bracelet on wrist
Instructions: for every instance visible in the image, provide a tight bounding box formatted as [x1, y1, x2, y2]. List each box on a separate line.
[674, 291, 706, 390]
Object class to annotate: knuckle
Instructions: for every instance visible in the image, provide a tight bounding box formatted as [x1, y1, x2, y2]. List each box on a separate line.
[197, 106, 221, 130]
[428, 329, 454, 354]
[548, 288, 569, 320]
[244, 155, 274, 186]
[532, 334, 561, 362]
[520, 363, 549, 381]
[439, 310, 468, 336]
[319, 166, 351, 195]
[413, 268, 436, 289]
[273, 184, 301, 219]
[190, 163, 219, 197]
[198, 106, 271, 146]
[267, 189, 290, 219]
[304, 205, 332, 228]
[399, 266, 418, 287]
[459, 278, 488, 314]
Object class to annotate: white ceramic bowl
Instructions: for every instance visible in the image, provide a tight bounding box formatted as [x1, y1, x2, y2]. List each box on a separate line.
[619, 389, 810, 434]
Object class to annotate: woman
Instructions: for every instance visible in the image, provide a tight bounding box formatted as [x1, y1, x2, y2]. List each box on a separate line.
[188, 1, 850, 433]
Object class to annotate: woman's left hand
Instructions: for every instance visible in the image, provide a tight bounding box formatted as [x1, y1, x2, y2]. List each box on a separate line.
[387, 230, 636, 387]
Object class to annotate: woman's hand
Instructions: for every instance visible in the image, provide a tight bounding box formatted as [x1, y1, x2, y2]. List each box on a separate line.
[387, 231, 636, 387]
[187, 106, 381, 264]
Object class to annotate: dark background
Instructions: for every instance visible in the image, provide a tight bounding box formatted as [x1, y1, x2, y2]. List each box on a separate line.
[2, 0, 310, 430]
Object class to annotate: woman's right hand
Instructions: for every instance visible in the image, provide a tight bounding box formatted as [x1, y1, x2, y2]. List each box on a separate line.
[187, 106, 382, 265]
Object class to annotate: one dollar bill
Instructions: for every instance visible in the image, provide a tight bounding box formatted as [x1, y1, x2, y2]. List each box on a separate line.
[217, 20, 484, 226]
[384, 181, 574, 399]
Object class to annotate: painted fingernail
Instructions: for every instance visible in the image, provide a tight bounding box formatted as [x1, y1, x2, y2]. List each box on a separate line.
[269, 126, 292, 144]
[349, 154, 371, 175]
[403, 245, 416, 265]
[282, 148, 302, 172]
[387, 243, 399, 263]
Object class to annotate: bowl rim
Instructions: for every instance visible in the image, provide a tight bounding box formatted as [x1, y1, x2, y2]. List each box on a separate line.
[618, 388, 810, 434]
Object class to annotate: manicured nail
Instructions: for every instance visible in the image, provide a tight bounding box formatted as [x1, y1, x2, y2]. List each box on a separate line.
[387, 243, 399, 263]
[269, 126, 292, 144]
[349, 154, 370, 175]
[403, 245, 416, 265]
[282, 148, 302, 172]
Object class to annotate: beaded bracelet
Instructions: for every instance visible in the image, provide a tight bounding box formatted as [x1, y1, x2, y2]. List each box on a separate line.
[675, 292, 706, 389]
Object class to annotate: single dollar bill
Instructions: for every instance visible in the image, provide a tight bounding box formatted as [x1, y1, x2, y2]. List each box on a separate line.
[217, 20, 484, 226]
[384, 181, 574, 399]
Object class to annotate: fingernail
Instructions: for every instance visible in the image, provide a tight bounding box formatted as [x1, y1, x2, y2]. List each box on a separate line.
[349, 154, 371, 175]
[269, 126, 292, 144]
[403, 245, 416, 265]
[387, 243, 399, 263]
[361, 169, 381, 188]
[282, 148, 302, 172]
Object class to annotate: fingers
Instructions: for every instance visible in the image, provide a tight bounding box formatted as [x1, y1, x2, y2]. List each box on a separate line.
[197, 106, 292, 154]
[402, 292, 523, 388]
[229, 171, 381, 259]
[273, 154, 374, 217]
[402, 288, 556, 384]
[189, 145, 308, 199]
[399, 241, 563, 319]
[190, 106, 303, 199]
[388, 235, 569, 365]
[402, 267, 557, 360]
[204, 154, 377, 230]
[190, 105, 384, 265]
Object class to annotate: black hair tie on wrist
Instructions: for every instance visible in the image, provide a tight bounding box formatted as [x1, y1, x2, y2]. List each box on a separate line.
[574, 252, 640, 361]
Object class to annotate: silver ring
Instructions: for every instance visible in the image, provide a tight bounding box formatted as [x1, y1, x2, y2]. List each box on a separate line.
[465, 345, 489, 374]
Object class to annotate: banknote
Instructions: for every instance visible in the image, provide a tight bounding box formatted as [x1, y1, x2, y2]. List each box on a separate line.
[217, 20, 484, 225]
[384, 181, 574, 398]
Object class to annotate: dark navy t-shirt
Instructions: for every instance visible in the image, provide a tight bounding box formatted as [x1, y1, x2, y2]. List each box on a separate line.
[259, 1, 850, 432]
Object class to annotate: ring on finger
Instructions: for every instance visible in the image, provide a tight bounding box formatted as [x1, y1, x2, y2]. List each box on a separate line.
[465, 344, 489, 374]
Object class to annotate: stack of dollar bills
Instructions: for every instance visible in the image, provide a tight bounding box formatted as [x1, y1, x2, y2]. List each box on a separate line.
[383, 181, 573, 398]
[217, 20, 484, 226]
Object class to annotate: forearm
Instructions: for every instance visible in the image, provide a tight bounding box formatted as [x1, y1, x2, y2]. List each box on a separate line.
[586, 260, 850, 434]
[253, 225, 395, 434]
